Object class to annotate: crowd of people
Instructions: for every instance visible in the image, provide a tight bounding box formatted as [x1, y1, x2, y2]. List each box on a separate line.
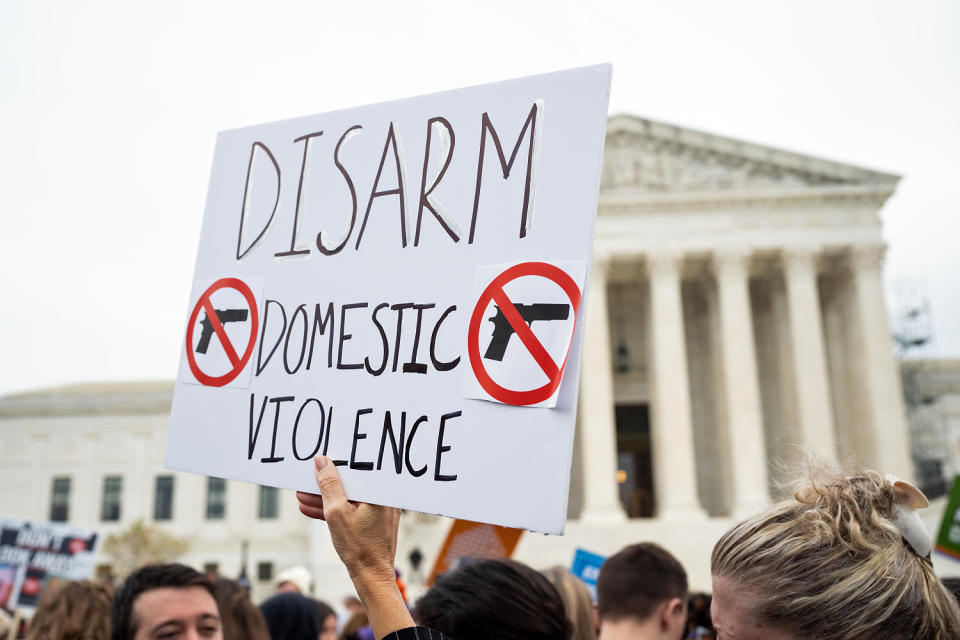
[3, 458, 960, 639]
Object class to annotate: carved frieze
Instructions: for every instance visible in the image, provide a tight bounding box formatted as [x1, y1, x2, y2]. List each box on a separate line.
[600, 130, 850, 192]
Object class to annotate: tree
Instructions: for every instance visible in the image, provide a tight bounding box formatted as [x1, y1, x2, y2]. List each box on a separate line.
[102, 520, 189, 579]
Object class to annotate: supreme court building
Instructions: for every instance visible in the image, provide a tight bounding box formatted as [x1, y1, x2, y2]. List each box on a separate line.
[570, 114, 912, 523]
[0, 114, 917, 600]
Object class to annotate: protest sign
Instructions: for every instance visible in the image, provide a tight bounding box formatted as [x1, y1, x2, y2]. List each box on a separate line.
[166, 64, 612, 534]
[935, 475, 960, 560]
[570, 548, 605, 601]
[0, 517, 98, 613]
[426, 519, 524, 587]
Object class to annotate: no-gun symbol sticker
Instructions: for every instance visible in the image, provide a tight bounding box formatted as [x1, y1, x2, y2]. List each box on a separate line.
[467, 262, 583, 406]
[185, 277, 260, 387]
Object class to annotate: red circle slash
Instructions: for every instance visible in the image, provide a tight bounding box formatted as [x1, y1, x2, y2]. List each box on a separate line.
[467, 262, 581, 406]
[185, 278, 259, 387]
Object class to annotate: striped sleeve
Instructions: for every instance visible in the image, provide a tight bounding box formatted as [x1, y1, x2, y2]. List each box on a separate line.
[385, 627, 454, 640]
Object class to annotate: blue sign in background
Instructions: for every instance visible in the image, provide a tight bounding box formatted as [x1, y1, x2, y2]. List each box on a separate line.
[570, 548, 606, 601]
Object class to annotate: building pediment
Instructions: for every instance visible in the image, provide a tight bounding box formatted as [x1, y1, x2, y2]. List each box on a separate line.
[602, 114, 899, 194]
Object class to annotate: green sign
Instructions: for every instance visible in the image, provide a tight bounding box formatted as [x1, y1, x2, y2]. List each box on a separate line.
[935, 475, 960, 560]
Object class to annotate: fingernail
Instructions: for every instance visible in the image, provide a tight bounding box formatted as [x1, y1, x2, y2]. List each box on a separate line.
[315, 455, 327, 470]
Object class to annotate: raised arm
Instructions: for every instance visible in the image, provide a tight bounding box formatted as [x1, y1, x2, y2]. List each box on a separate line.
[296, 455, 415, 639]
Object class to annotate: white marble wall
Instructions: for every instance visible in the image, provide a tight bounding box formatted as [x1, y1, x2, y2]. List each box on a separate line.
[0, 405, 310, 604]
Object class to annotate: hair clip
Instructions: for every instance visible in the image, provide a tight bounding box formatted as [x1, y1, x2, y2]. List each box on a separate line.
[885, 474, 932, 557]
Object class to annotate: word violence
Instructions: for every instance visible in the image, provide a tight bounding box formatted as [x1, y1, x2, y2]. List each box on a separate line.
[247, 394, 460, 483]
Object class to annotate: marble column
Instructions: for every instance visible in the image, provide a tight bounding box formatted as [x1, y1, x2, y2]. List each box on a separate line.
[578, 257, 627, 522]
[714, 249, 770, 517]
[783, 247, 837, 460]
[647, 250, 705, 519]
[851, 245, 913, 479]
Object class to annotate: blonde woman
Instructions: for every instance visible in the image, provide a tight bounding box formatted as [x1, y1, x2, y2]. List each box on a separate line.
[541, 567, 598, 640]
[710, 469, 960, 640]
[27, 580, 114, 640]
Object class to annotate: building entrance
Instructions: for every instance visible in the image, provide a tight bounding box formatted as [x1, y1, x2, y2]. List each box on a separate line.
[615, 403, 654, 518]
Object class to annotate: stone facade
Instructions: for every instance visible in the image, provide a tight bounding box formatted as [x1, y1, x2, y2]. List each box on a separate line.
[903, 358, 960, 495]
[0, 114, 919, 602]
[571, 115, 911, 523]
[0, 383, 311, 604]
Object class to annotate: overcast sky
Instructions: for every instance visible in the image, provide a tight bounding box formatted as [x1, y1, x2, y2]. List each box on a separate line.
[1, 0, 957, 395]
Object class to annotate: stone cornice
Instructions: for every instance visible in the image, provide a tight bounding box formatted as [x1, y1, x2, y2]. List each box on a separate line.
[598, 183, 897, 213]
[606, 114, 900, 186]
[901, 359, 960, 395]
[0, 382, 174, 418]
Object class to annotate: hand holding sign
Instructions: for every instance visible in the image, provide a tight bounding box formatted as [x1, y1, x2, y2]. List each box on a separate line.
[297, 456, 413, 639]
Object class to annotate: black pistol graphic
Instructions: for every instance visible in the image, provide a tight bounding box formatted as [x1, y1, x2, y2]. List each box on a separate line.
[196, 309, 249, 354]
[484, 303, 570, 361]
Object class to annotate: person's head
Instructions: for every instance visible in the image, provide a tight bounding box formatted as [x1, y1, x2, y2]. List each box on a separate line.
[111, 564, 220, 640]
[415, 558, 572, 640]
[711, 468, 960, 640]
[342, 595, 362, 614]
[275, 565, 312, 594]
[313, 599, 338, 640]
[259, 591, 319, 640]
[212, 578, 269, 640]
[340, 610, 372, 640]
[596, 543, 687, 640]
[685, 593, 714, 640]
[28, 579, 114, 640]
[541, 566, 597, 640]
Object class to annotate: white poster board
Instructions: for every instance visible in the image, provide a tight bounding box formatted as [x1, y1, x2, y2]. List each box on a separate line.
[167, 65, 612, 534]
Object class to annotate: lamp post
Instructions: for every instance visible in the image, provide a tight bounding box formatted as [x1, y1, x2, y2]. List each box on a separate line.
[238, 539, 250, 590]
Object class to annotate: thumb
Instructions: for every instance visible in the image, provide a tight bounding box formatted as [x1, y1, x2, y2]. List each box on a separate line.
[314, 455, 348, 510]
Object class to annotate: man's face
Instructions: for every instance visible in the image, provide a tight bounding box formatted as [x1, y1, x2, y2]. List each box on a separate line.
[132, 586, 222, 640]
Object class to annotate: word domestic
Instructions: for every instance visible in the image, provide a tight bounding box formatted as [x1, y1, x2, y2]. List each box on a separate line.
[248, 394, 460, 482]
[255, 298, 459, 377]
[237, 102, 543, 260]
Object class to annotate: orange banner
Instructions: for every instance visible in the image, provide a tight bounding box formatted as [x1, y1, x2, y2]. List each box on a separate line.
[426, 519, 524, 586]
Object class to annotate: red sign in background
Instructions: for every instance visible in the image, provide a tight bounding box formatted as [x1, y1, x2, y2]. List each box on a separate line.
[185, 277, 259, 387]
[467, 262, 581, 406]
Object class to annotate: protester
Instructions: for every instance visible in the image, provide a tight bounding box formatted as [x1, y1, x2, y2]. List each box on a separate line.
[26, 579, 113, 640]
[260, 591, 321, 640]
[541, 566, 597, 640]
[299, 454, 569, 640]
[711, 468, 960, 639]
[339, 595, 363, 633]
[414, 558, 572, 640]
[684, 593, 714, 640]
[342, 595, 362, 615]
[111, 563, 221, 640]
[213, 577, 269, 640]
[275, 565, 313, 595]
[595, 543, 687, 640]
[340, 611, 374, 640]
[314, 598, 338, 640]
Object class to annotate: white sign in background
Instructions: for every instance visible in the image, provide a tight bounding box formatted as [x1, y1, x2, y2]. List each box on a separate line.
[167, 65, 612, 534]
[0, 517, 98, 614]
